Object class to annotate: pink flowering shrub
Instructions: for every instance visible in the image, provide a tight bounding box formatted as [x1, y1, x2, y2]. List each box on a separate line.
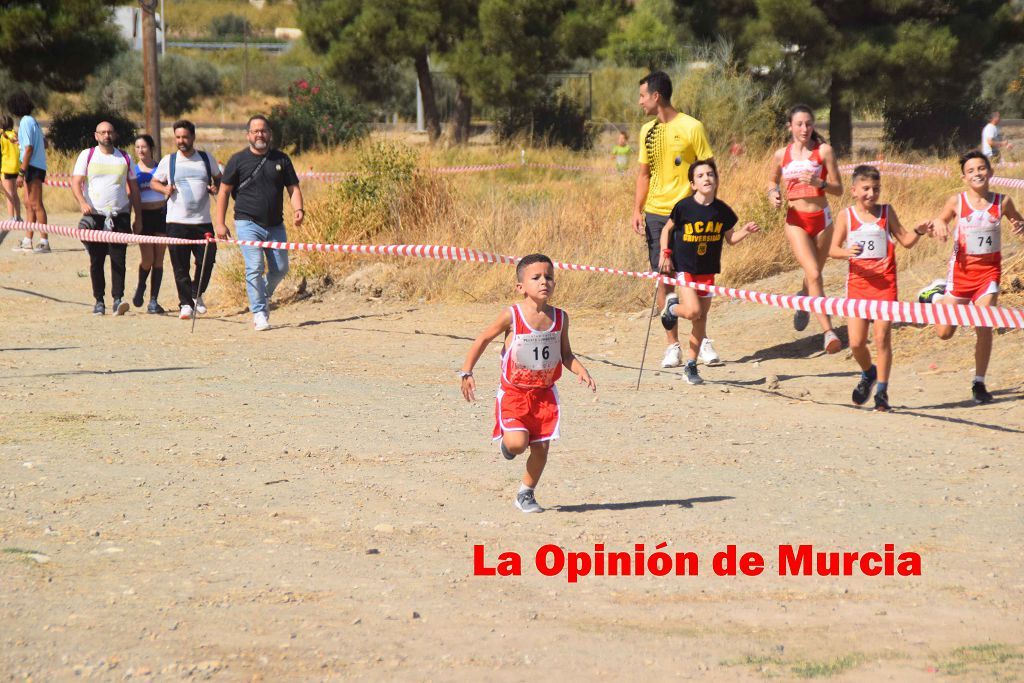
[270, 76, 367, 153]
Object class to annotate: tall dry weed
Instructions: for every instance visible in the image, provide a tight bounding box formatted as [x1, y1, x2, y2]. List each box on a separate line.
[211, 143, 1024, 312]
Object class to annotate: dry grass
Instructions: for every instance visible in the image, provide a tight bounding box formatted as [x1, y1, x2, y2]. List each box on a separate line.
[39, 138, 1023, 314]
[259, 145, 1021, 313]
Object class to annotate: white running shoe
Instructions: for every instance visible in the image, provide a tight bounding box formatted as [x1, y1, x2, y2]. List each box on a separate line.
[253, 311, 271, 331]
[699, 338, 722, 366]
[13, 237, 31, 252]
[194, 296, 207, 315]
[661, 342, 682, 368]
[179, 304, 193, 320]
[824, 329, 842, 354]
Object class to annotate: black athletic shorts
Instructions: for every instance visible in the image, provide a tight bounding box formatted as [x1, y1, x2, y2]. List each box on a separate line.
[24, 166, 46, 184]
[141, 207, 167, 236]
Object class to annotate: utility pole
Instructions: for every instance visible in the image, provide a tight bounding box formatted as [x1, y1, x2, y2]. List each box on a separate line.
[141, 0, 161, 158]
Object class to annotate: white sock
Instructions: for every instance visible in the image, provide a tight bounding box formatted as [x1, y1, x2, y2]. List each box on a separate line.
[974, 375, 985, 384]
[518, 483, 533, 494]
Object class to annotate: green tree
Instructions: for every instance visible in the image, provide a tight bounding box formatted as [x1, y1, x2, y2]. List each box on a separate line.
[300, 0, 473, 143]
[0, 0, 125, 91]
[982, 45, 1024, 117]
[600, 0, 685, 70]
[300, 0, 622, 144]
[739, 0, 1023, 154]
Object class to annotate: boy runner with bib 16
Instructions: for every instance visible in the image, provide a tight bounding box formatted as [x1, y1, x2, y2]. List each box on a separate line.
[459, 254, 596, 514]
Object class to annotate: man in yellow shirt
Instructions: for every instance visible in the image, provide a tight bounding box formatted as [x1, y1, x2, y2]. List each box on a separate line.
[631, 71, 714, 368]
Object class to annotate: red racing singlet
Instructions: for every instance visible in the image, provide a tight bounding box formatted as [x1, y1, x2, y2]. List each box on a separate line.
[847, 205, 895, 282]
[781, 144, 827, 200]
[952, 192, 1003, 270]
[500, 305, 564, 390]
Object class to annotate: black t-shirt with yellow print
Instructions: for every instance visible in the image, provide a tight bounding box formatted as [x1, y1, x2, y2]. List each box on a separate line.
[669, 196, 738, 275]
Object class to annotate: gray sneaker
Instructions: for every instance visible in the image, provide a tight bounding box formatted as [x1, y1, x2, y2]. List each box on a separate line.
[500, 442, 516, 460]
[683, 360, 703, 385]
[515, 488, 543, 513]
[793, 292, 810, 331]
[33, 240, 51, 254]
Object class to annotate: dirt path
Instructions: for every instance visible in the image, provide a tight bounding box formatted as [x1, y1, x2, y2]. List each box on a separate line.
[2, 216, 1023, 681]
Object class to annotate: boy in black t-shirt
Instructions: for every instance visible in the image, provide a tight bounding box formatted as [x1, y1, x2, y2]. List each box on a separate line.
[657, 159, 759, 384]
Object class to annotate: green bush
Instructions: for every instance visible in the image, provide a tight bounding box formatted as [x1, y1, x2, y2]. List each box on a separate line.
[270, 76, 369, 153]
[496, 94, 595, 151]
[47, 110, 137, 154]
[85, 52, 221, 117]
[883, 97, 989, 154]
[210, 13, 252, 40]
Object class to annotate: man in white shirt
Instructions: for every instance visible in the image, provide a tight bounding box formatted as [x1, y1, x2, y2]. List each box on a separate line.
[982, 111, 1012, 163]
[71, 121, 143, 316]
[151, 120, 222, 320]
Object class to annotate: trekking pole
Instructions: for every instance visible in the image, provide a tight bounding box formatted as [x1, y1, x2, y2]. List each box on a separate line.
[635, 275, 661, 391]
[191, 232, 214, 334]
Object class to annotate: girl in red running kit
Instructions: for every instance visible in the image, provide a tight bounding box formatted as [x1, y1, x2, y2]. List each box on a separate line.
[459, 254, 596, 514]
[922, 151, 1024, 404]
[829, 165, 931, 411]
[768, 105, 844, 353]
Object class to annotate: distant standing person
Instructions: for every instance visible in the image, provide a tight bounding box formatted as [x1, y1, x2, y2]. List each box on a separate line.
[131, 134, 169, 314]
[214, 115, 303, 332]
[611, 130, 632, 174]
[7, 93, 49, 253]
[1, 115, 22, 239]
[71, 121, 143, 316]
[982, 111, 1011, 164]
[630, 71, 717, 369]
[151, 120, 222, 320]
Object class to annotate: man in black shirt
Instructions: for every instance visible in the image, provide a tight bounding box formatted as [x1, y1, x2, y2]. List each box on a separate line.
[214, 114, 304, 331]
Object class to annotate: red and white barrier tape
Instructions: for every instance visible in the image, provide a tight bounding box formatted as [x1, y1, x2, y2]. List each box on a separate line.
[0, 219, 204, 246]
[839, 160, 1024, 190]
[5, 219, 1023, 329]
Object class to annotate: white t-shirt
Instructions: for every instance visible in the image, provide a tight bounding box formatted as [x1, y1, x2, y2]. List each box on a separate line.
[982, 122, 1001, 156]
[153, 150, 222, 224]
[72, 147, 136, 214]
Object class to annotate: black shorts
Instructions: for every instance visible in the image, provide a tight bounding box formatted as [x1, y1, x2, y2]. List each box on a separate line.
[644, 212, 670, 271]
[141, 207, 167, 236]
[23, 166, 46, 184]
[2, 173, 17, 180]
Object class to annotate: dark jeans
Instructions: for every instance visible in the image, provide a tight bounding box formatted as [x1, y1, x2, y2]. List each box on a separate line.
[166, 222, 217, 308]
[83, 212, 130, 300]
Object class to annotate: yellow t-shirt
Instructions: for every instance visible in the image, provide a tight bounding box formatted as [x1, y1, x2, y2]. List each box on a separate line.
[638, 113, 713, 216]
[0, 130, 19, 175]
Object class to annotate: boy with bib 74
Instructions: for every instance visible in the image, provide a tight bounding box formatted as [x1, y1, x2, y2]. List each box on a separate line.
[459, 254, 596, 514]
[829, 165, 931, 411]
[919, 151, 1024, 404]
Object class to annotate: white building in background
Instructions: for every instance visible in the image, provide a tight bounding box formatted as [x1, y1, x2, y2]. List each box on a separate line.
[113, 5, 165, 53]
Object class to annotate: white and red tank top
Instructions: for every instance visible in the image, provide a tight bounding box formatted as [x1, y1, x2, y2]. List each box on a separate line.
[781, 144, 827, 200]
[952, 192, 1003, 269]
[500, 305, 564, 390]
[846, 205, 895, 281]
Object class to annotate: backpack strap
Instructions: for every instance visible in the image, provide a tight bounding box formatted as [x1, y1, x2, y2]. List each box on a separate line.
[198, 150, 213, 184]
[169, 151, 176, 186]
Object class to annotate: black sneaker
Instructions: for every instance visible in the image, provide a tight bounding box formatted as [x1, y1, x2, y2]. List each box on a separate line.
[113, 298, 129, 316]
[972, 381, 994, 404]
[683, 360, 703, 385]
[500, 442, 516, 460]
[147, 299, 165, 314]
[660, 293, 679, 330]
[874, 390, 891, 412]
[132, 287, 145, 308]
[852, 369, 877, 405]
[92, 300, 105, 316]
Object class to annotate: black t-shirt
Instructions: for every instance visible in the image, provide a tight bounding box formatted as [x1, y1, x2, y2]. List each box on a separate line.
[221, 148, 300, 228]
[668, 196, 738, 274]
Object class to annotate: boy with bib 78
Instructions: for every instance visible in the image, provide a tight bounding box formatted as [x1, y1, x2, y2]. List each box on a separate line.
[829, 165, 931, 411]
[459, 254, 596, 514]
